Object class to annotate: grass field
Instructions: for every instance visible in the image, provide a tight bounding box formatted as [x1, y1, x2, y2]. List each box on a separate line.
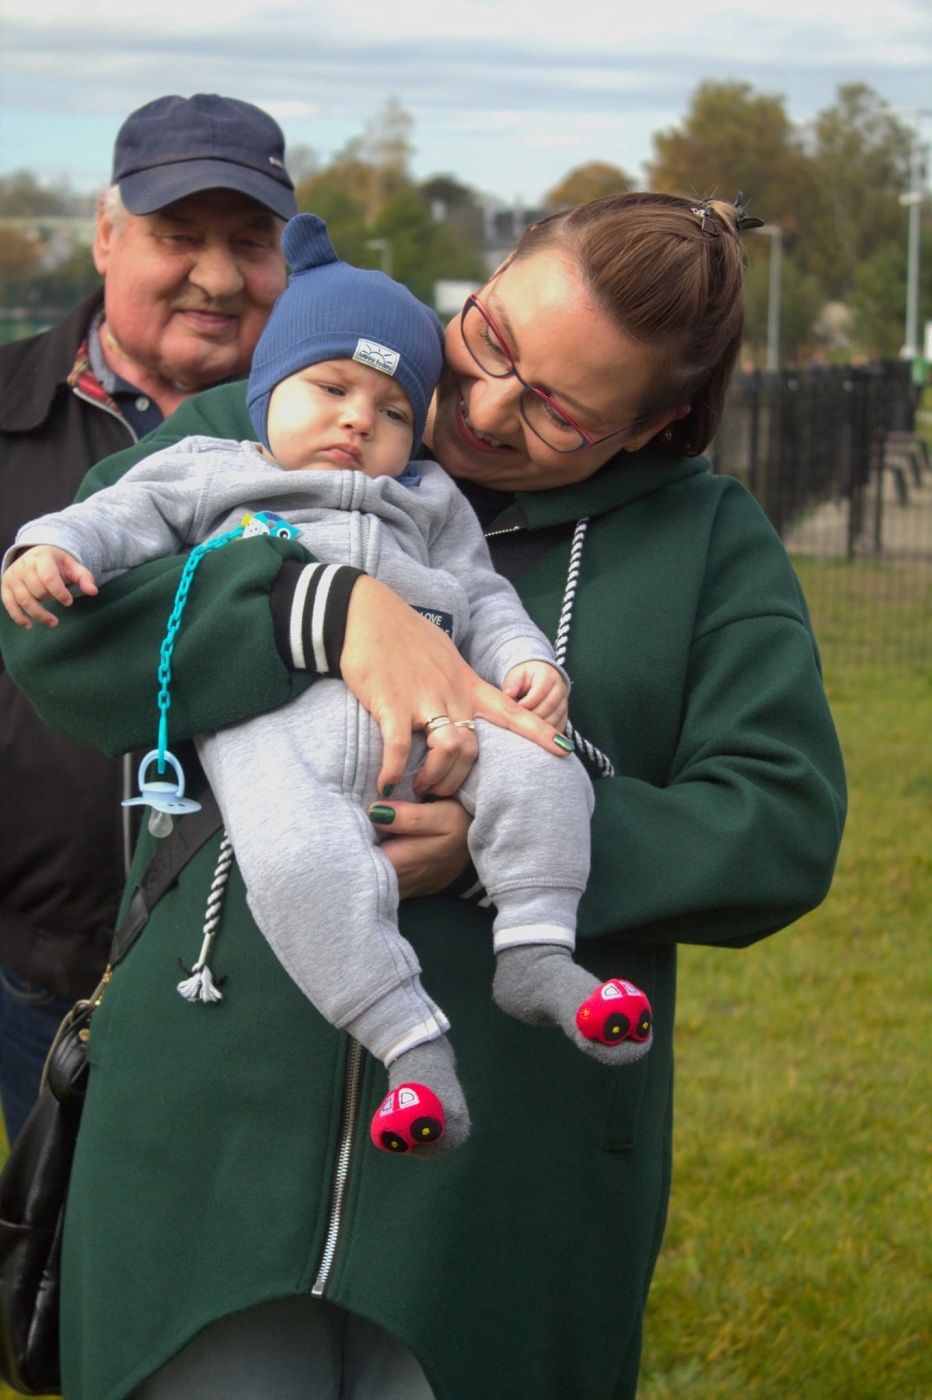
[1, 559, 928, 1400]
[639, 559, 931, 1399]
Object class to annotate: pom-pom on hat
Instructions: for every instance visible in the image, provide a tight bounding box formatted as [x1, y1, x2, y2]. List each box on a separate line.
[247, 214, 445, 452]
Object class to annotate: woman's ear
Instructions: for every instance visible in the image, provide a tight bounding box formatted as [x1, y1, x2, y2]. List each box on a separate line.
[623, 404, 690, 453]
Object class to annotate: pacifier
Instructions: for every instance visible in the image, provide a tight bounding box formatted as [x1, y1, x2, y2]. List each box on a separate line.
[123, 749, 202, 837]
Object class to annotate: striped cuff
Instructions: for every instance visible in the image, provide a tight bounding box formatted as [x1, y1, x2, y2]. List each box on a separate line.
[493, 924, 576, 953]
[271, 558, 364, 676]
[444, 861, 491, 905]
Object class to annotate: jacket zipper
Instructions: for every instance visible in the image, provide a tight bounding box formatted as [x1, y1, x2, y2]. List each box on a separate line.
[311, 1037, 366, 1296]
[71, 385, 140, 443]
[71, 387, 139, 875]
[311, 516, 524, 1296]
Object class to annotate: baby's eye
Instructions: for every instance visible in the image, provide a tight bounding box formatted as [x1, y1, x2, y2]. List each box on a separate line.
[383, 406, 410, 424]
[317, 382, 345, 397]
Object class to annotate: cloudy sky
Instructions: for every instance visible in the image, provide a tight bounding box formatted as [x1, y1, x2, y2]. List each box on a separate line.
[1, 0, 929, 206]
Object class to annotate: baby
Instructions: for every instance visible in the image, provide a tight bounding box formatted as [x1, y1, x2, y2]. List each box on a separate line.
[2, 214, 652, 1156]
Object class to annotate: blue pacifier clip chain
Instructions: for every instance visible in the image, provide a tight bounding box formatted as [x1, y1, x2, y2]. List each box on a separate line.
[122, 526, 245, 837]
[122, 511, 302, 838]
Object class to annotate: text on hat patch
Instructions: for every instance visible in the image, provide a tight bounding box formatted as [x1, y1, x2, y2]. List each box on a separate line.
[353, 340, 400, 377]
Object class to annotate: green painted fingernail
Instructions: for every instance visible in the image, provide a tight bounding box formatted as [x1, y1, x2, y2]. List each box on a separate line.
[369, 805, 396, 826]
[380, 783, 395, 798]
[553, 734, 575, 753]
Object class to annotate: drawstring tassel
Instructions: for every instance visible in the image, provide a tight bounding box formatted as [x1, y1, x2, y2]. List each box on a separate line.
[177, 834, 234, 1004]
[176, 945, 225, 1002]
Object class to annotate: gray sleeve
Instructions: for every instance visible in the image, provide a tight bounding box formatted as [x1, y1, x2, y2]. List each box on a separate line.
[8, 436, 231, 583]
[425, 471, 560, 686]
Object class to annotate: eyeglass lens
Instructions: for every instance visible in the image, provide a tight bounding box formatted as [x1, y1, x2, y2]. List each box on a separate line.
[461, 300, 588, 451]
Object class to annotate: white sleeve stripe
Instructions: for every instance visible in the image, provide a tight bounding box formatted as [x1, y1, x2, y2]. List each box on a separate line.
[309, 564, 341, 673]
[289, 563, 322, 669]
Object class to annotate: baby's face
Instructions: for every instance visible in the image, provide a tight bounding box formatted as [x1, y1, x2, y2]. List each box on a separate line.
[266, 359, 415, 478]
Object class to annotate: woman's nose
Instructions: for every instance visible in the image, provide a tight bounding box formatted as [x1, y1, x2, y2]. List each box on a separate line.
[467, 373, 523, 439]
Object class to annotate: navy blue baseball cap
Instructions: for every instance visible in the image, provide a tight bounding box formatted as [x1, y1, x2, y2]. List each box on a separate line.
[112, 94, 298, 220]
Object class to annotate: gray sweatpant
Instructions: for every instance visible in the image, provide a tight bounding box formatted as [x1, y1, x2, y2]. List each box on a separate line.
[198, 682, 594, 1065]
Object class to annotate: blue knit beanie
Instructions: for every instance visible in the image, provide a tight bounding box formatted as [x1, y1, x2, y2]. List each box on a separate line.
[247, 214, 445, 452]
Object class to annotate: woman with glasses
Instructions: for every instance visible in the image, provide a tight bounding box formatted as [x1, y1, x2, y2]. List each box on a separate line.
[1, 192, 845, 1400]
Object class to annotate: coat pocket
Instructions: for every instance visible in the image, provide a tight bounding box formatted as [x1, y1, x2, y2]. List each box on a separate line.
[601, 1051, 650, 1151]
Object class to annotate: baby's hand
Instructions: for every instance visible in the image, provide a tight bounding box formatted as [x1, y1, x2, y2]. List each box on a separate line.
[502, 661, 569, 732]
[1, 546, 98, 629]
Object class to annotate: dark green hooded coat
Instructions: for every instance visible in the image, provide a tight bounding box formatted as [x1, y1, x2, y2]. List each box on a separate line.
[0, 383, 846, 1400]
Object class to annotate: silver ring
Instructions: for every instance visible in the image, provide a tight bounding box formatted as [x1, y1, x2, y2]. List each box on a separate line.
[454, 720, 476, 731]
[424, 714, 453, 736]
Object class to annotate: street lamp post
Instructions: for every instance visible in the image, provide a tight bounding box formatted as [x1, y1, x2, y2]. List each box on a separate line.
[364, 238, 393, 279]
[752, 225, 783, 372]
[885, 107, 931, 361]
[899, 122, 929, 360]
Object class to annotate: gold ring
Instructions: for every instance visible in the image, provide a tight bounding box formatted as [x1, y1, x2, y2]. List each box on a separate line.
[424, 715, 453, 735]
[454, 720, 477, 731]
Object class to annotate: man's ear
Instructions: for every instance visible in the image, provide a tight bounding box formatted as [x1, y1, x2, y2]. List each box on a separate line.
[623, 404, 690, 453]
[92, 193, 115, 277]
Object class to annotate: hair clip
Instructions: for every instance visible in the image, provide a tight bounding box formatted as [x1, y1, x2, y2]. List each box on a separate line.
[690, 205, 718, 235]
[732, 192, 764, 231]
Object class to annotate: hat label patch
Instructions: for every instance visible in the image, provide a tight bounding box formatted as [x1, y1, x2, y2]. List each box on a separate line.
[353, 339, 400, 377]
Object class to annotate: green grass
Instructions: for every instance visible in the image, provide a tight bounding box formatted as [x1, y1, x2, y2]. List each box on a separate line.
[639, 559, 931, 1399]
[2, 559, 929, 1400]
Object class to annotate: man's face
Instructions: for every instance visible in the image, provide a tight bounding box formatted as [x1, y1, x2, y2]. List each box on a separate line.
[93, 188, 287, 393]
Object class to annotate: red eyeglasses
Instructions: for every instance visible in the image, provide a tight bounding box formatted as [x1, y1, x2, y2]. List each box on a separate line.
[459, 293, 644, 453]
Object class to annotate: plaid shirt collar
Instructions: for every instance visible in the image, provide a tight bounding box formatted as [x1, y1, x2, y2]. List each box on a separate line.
[66, 312, 123, 420]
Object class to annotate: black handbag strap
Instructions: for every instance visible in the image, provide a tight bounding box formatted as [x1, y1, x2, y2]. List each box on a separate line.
[108, 788, 223, 969]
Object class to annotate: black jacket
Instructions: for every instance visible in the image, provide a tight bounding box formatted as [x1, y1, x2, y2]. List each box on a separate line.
[0, 290, 137, 999]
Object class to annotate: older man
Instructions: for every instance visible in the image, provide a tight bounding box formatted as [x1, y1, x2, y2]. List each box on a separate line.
[0, 94, 295, 1141]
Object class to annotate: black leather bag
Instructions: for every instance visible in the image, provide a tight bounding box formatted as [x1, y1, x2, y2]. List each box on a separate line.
[0, 998, 94, 1394]
[0, 793, 222, 1395]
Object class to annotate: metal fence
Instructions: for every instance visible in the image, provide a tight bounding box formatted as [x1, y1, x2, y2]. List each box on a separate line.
[711, 362, 931, 669]
[712, 362, 925, 548]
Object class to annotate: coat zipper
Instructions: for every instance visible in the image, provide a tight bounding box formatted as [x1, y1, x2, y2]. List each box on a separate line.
[311, 515, 524, 1297]
[310, 1037, 366, 1296]
[71, 386, 139, 875]
[71, 385, 140, 442]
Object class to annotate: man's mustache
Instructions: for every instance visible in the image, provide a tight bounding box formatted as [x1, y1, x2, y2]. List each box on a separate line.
[171, 297, 245, 317]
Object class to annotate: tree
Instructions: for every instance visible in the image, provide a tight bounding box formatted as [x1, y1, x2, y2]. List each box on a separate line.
[0, 171, 95, 217]
[368, 185, 485, 308]
[295, 168, 370, 265]
[797, 84, 914, 300]
[317, 97, 415, 225]
[741, 251, 825, 366]
[0, 225, 39, 287]
[294, 102, 485, 309]
[848, 224, 932, 358]
[544, 161, 632, 210]
[647, 81, 811, 235]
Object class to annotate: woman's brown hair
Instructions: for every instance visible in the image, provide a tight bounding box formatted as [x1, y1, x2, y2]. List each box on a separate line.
[512, 192, 751, 457]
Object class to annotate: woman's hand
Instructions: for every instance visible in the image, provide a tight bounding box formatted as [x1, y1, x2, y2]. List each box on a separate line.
[369, 798, 472, 899]
[342, 575, 572, 796]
